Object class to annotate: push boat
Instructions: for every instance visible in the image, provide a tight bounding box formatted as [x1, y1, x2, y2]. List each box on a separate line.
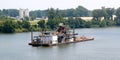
[29, 23, 94, 47]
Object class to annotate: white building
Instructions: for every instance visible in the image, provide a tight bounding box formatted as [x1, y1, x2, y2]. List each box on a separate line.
[19, 8, 29, 20]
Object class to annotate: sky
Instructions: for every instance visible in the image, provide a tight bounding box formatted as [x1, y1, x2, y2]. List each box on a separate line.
[0, 0, 120, 11]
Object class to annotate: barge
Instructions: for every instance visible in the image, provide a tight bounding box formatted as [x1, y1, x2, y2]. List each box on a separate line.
[29, 23, 94, 47]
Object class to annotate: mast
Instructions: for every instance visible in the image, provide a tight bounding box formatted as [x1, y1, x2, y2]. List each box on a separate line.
[31, 30, 34, 43]
[73, 25, 75, 41]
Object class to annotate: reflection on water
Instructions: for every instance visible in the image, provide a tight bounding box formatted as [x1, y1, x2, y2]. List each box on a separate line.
[0, 27, 120, 60]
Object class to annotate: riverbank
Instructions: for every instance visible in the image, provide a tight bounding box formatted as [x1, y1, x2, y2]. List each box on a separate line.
[0, 18, 120, 33]
[0, 26, 120, 33]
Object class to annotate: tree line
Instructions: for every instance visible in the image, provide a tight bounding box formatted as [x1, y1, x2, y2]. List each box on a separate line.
[0, 6, 120, 20]
[0, 9, 19, 17]
[0, 6, 90, 19]
[0, 19, 31, 33]
[37, 7, 120, 30]
[30, 6, 90, 19]
[1, 6, 120, 33]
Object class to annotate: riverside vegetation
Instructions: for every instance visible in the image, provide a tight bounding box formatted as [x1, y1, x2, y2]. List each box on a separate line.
[0, 6, 120, 33]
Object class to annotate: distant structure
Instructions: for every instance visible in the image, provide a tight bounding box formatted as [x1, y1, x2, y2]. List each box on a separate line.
[19, 8, 29, 20]
[63, 17, 93, 21]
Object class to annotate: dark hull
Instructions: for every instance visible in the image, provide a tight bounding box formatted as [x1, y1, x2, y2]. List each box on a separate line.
[28, 38, 94, 47]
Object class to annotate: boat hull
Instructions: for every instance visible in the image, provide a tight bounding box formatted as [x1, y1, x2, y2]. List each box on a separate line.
[28, 38, 94, 47]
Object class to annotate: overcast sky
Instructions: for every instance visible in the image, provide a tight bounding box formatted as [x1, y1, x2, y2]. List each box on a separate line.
[0, 0, 120, 10]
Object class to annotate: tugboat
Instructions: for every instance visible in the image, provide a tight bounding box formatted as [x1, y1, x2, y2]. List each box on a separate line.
[29, 23, 94, 46]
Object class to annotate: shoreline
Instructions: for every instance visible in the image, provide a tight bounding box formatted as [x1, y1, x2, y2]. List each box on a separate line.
[1, 26, 120, 34]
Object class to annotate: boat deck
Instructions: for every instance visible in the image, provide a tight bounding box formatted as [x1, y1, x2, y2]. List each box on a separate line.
[29, 38, 94, 47]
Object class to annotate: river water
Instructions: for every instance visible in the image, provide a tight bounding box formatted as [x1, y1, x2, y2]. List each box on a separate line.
[0, 27, 120, 60]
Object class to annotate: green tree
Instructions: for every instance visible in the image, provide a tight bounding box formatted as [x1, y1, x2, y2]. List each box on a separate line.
[2, 20, 15, 33]
[2, 9, 8, 16]
[47, 19, 55, 30]
[47, 16, 66, 30]
[99, 20, 107, 27]
[0, 21, 3, 32]
[92, 9, 107, 20]
[85, 21, 92, 28]
[75, 6, 89, 17]
[29, 10, 47, 18]
[101, 7, 108, 20]
[15, 21, 22, 29]
[38, 20, 46, 30]
[115, 7, 120, 26]
[47, 8, 56, 20]
[91, 20, 100, 27]
[92, 9, 103, 20]
[30, 12, 37, 20]
[24, 16, 29, 20]
[106, 20, 115, 26]
[105, 8, 115, 20]
[0, 10, 2, 16]
[67, 17, 86, 28]
[75, 18, 86, 28]
[67, 17, 75, 28]
[7, 9, 19, 17]
[22, 20, 30, 30]
[65, 9, 76, 17]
